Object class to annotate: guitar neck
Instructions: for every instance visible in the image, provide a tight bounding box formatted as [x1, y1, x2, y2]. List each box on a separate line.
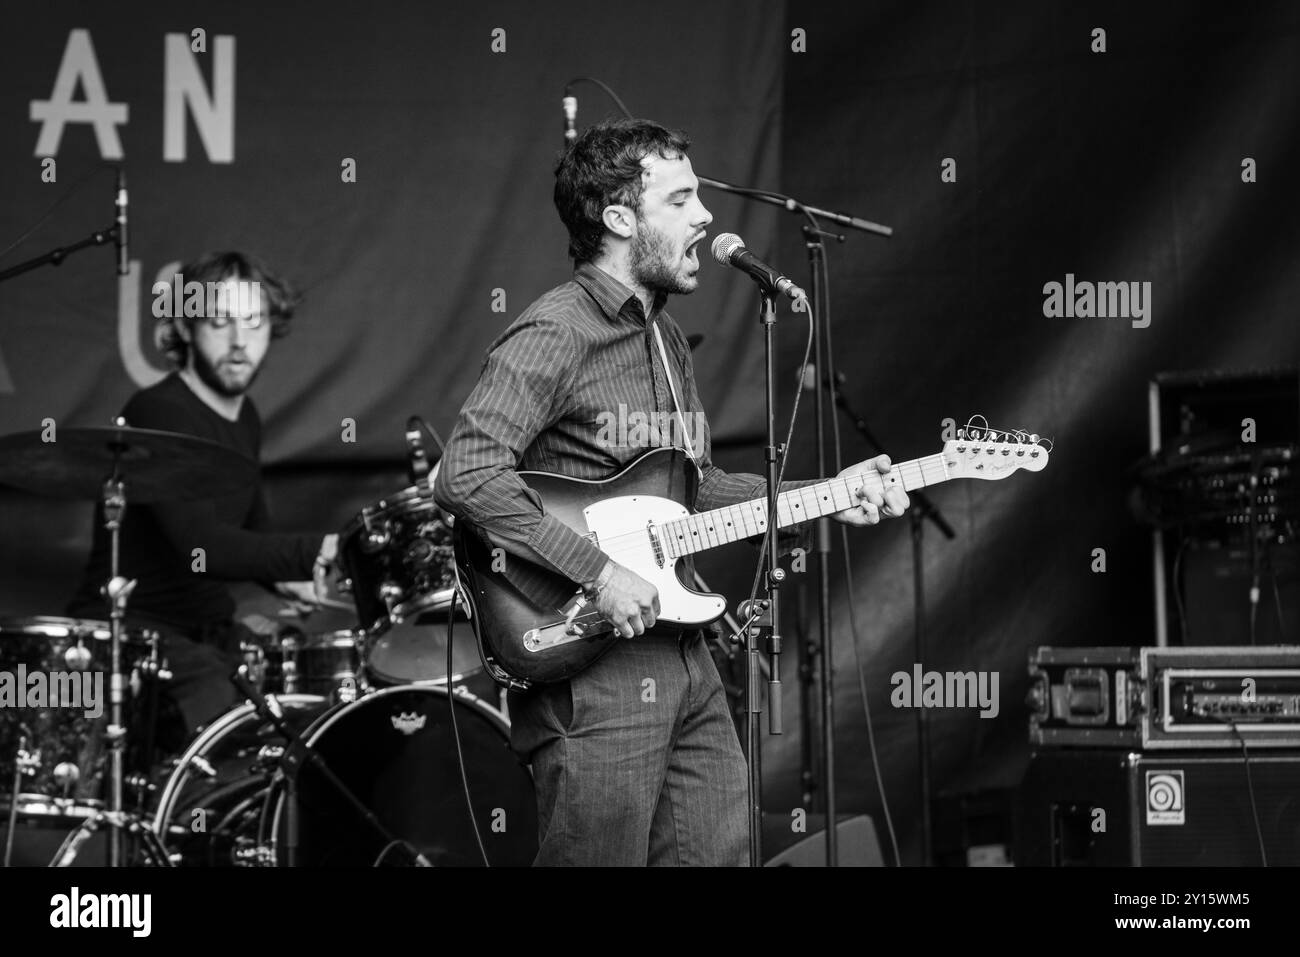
[665, 453, 953, 558]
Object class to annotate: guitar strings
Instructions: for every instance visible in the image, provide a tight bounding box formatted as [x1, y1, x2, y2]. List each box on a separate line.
[584, 439, 1039, 559]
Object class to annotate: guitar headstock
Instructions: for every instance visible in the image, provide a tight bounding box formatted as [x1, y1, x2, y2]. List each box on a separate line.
[941, 417, 1051, 480]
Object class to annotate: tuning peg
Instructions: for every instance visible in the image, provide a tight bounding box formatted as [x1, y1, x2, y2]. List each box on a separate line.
[1029, 434, 1040, 444]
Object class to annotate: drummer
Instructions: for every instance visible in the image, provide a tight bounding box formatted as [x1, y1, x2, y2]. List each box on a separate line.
[67, 251, 337, 747]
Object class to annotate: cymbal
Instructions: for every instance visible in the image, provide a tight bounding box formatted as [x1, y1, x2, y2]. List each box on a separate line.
[0, 425, 259, 503]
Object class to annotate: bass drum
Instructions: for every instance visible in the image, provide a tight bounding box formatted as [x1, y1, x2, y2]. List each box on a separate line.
[265, 685, 537, 867]
[151, 687, 537, 866]
[151, 694, 328, 866]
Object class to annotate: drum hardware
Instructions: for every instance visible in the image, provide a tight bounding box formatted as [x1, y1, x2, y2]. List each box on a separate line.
[49, 808, 173, 868]
[379, 582, 404, 618]
[4, 728, 33, 867]
[150, 686, 535, 866]
[187, 755, 218, 779]
[0, 423, 257, 867]
[228, 665, 431, 867]
[362, 521, 391, 554]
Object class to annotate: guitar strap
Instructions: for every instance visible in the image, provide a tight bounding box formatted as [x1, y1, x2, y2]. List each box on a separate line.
[651, 321, 700, 466]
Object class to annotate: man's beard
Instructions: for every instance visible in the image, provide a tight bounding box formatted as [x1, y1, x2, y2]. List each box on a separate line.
[192, 345, 260, 398]
[630, 219, 697, 297]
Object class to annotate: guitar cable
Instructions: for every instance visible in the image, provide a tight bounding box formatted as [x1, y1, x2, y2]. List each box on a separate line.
[447, 598, 491, 866]
[740, 305, 814, 614]
[817, 243, 902, 868]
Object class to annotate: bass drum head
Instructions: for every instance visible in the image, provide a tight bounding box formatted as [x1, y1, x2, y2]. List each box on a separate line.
[270, 685, 536, 866]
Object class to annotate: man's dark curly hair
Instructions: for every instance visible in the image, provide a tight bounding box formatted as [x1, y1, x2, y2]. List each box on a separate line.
[154, 250, 301, 367]
[553, 118, 692, 264]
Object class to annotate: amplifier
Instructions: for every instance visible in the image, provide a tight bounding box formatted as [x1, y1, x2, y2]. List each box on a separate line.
[1015, 748, 1300, 866]
[1027, 646, 1300, 749]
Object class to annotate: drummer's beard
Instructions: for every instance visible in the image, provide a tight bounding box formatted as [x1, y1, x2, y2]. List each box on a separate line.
[191, 344, 261, 398]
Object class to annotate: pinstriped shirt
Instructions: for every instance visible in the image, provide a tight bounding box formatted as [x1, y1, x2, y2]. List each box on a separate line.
[434, 261, 808, 596]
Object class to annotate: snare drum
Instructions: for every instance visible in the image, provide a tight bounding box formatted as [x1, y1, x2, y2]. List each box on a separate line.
[242, 631, 363, 703]
[273, 630, 364, 701]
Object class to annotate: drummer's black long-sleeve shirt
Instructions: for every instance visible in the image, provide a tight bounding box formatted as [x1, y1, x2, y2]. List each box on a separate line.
[67, 373, 320, 635]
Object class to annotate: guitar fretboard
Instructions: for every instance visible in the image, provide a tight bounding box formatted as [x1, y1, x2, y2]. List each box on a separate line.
[663, 453, 952, 558]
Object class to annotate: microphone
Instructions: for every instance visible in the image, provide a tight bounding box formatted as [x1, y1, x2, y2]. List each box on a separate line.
[799, 363, 816, 392]
[562, 94, 577, 144]
[405, 415, 431, 489]
[710, 233, 806, 303]
[799, 363, 847, 391]
[114, 166, 128, 276]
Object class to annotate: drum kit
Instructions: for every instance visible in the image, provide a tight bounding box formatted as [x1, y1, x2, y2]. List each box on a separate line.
[0, 422, 536, 866]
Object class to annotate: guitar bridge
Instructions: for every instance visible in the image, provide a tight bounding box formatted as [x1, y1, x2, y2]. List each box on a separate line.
[523, 612, 606, 652]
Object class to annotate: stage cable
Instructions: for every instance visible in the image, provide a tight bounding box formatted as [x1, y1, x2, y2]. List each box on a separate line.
[818, 235, 902, 868]
[448, 599, 490, 866]
[1227, 719, 1268, 867]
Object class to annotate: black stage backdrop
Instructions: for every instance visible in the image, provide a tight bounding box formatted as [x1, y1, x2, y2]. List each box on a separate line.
[764, 0, 1299, 862]
[2, 0, 1298, 864]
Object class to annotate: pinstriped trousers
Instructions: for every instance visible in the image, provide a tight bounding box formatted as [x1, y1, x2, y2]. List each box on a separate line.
[508, 632, 750, 866]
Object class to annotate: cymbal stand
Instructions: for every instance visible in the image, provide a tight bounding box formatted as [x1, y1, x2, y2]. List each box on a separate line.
[101, 464, 134, 866]
[4, 728, 35, 867]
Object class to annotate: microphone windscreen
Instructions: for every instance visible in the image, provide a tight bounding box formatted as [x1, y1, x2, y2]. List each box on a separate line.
[710, 232, 744, 266]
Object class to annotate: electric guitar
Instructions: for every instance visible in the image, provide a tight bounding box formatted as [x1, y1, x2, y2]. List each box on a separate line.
[452, 424, 1050, 688]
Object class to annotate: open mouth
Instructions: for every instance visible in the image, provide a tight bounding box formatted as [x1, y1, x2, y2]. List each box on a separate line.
[685, 233, 705, 264]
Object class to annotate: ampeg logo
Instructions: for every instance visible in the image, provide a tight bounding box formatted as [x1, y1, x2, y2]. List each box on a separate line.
[391, 711, 427, 735]
[1146, 771, 1185, 825]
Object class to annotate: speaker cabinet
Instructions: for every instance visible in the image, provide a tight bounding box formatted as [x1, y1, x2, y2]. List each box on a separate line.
[1015, 749, 1300, 866]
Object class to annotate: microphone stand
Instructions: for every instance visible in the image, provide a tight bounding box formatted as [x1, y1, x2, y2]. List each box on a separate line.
[831, 383, 955, 866]
[0, 165, 124, 283]
[698, 176, 893, 238]
[702, 174, 891, 867]
[736, 288, 785, 868]
[0, 226, 122, 282]
[229, 666, 429, 867]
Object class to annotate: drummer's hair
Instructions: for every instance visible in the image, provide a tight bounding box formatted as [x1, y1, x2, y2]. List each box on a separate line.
[554, 118, 691, 265]
[154, 251, 303, 367]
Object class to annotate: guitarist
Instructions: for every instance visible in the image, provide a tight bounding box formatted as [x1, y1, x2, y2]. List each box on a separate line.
[433, 119, 909, 866]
